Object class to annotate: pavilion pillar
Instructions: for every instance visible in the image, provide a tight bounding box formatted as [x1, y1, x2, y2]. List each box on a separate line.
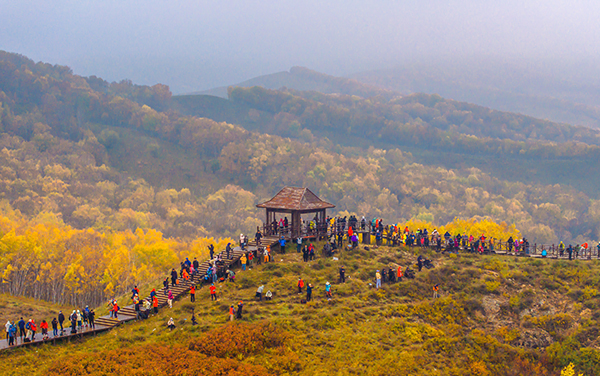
[292, 211, 301, 239]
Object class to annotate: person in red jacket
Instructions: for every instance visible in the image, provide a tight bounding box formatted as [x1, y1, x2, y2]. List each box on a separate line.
[152, 296, 159, 314]
[397, 266, 403, 282]
[40, 320, 48, 339]
[229, 305, 235, 321]
[113, 301, 119, 319]
[190, 285, 196, 302]
[297, 278, 305, 293]
[29, 319, 37, 341]
[209, 284, 217, 301]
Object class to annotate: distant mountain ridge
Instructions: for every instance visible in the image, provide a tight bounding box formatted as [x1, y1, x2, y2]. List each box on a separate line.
[351, 59, 600, 130]
[192, 66, 395, 99]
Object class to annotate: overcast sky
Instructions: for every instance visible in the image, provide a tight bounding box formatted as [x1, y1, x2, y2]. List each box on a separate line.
[1, 0, 599, 93]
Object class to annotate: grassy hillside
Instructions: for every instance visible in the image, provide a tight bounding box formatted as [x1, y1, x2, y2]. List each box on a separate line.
[2, 244, 600, 375]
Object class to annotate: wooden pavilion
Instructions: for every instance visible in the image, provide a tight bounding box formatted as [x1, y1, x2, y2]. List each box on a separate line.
[256, 187, 335, 239]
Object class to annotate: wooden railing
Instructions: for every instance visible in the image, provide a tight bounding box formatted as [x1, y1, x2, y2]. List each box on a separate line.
[261, 222, 598, 260]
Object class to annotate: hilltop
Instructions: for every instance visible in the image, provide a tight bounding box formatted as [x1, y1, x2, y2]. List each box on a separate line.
[190, 66, 394, 99]
[1, 243, 599, 375]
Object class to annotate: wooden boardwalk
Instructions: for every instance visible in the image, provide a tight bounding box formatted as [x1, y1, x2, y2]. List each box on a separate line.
[0, 245, 249, 352]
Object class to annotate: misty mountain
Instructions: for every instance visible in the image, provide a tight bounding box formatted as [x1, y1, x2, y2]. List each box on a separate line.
[192, 66, 394, 99]
[351, 58, 600, 130]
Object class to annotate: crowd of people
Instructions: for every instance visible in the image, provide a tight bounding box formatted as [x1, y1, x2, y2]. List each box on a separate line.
[7, 213, 599, 348]
[4, 307, 97, 347]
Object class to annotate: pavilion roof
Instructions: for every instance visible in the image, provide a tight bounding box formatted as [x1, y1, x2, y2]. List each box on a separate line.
[256, 187, 335, 211]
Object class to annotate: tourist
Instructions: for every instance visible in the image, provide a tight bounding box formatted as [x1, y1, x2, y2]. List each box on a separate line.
[210, 284, 217, 301]
[339, 266, 345, 283]
[57, 312, 64, 335]
[8, 323, 16, 346]
[28, 319, 36, 341]
[153, 296, 159, 314]
[17, 317, 25, 342]
[236, 301, 244, 319]
[171, 268, 178, 287]
[4, 320, 10, 341]
[241, 253, 247, 271]
[256, 285, 264, 301]
[89, 310, 95, 329]
[325, 282, 332, 299]
[375, 270, 382, 289]
[306, 283, 313, 302]
[265, 290, 273, 300]
[76, 310, 82, 331]
[229, 305, 235, 321]
[433, 284, 440, 299]
[208, 243, 215, 259]
[190, 285, 196, 302]
[298, 278, 305, 293]
[167, 317, 176, 331]
[51, 317, 58, 336]
[40, 319, 48, 337]
[255, 228, 262, 246]
[167, 290, 174, 308]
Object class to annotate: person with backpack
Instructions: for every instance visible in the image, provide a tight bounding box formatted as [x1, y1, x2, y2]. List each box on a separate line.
[236, 301, 244, 319]
[309, 244, 315, 260]
[29, 319, 37, 341]
[133, 295, 141, 320]
[17, 317, 25, 342]
[8, 323, 16, 346]
[190, 285, 196, 302]
[131, 285, 139, 300]
[112, 301, 120, 319]
[51, 317, 58, 337]
[433, 284, 440, 299]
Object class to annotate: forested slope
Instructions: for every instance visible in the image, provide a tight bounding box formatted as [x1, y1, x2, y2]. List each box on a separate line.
[2, 50, 600, 248]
